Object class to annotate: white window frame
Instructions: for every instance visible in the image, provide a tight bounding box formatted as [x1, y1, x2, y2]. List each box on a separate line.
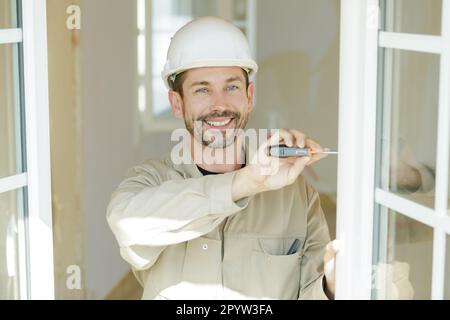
[138, 0, 257, 132]
[336, 0, 450, 299]
[335, 0, 379, 299]
[0, 0, 54, 299]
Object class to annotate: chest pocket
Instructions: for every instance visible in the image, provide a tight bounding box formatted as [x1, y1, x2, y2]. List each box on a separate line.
[246, 237, 304, 299]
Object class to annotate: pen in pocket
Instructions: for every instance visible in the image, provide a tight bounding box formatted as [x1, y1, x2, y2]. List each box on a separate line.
[287, 239, 300, 255]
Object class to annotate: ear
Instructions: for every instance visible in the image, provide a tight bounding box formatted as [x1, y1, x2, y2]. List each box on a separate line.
[168, 89, 184, 119]
[247, 81, 255, 113]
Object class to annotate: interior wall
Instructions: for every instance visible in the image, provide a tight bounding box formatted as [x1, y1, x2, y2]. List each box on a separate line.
[47, 0, 86, 299]
[81, 0, 141, 299]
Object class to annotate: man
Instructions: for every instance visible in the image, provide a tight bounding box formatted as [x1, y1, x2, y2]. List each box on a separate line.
[107, 16, 337, 300]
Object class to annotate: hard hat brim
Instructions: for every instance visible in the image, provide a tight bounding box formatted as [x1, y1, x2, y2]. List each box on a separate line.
[162, 59, 258, 89]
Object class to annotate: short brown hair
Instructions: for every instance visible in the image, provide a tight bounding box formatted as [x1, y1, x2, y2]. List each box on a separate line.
[170, 68, 250, 97]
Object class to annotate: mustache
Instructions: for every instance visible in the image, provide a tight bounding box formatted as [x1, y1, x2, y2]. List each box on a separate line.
[196, 110, 241, 122]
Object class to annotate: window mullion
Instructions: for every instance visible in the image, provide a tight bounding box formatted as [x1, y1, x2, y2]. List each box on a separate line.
[379, 32, 443, 54]
[0, 29, 22, 44]
[0, 173, 27, 193]
[432, 230, 447, 299]
[375, 189, 450, 229]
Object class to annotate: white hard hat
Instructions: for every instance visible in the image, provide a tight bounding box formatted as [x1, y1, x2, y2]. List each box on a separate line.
[162, 16, 258, 89]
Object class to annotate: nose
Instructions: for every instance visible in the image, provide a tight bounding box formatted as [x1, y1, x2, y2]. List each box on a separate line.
[209, 91, 229, 112]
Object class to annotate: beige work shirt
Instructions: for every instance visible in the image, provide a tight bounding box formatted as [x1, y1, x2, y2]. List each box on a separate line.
[107, 152, 331, 300]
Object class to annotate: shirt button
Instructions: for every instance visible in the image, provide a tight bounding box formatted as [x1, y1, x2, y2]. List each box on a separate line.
[202, 243, 208, 250]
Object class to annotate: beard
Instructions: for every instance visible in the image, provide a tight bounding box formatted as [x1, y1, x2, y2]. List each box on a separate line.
[184, 108, 249, 149]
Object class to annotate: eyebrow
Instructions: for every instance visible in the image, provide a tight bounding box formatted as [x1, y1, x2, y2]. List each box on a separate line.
[190, 81, 210, 88]
[190, 76, 244, 88]
[225, 76, 243, 84]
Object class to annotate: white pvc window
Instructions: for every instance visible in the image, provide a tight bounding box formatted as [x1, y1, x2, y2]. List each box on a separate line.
[137, 0, 257, 131]
[373, 0, 450, 300]
[336, 0, 450, 300]
[0, 0, 54, 299]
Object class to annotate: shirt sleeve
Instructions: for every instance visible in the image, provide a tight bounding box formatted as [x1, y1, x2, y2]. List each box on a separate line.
[298, 182, 331, 300]
[106, 162, 249, 270]
[416, 164, 435, 193]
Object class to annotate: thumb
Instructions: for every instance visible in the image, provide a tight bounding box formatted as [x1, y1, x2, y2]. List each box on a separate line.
[325, 239, 341, 254]
[324, 240, 340, 276]
[324, 243, 336, 265]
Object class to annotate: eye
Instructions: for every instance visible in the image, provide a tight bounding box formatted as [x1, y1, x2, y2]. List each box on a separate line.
[227, 85, 239, 91]
[195, 87, 208, 94]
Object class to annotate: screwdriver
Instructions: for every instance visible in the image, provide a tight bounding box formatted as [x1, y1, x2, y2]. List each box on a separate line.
[269, 145, 338, 158]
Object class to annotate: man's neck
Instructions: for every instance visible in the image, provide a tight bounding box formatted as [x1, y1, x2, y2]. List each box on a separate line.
[190, 136, 245, 173]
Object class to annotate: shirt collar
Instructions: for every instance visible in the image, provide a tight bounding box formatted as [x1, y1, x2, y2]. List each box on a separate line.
[166, 142, 251, 178]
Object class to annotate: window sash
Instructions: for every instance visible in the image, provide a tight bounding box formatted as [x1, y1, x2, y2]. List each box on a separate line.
[0, 0, 55, 299]
[337, 0, 450, 300]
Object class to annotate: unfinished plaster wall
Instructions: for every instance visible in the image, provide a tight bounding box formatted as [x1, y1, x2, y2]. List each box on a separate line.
[47, 0, 86, 299]
[81, 0, 143, 299]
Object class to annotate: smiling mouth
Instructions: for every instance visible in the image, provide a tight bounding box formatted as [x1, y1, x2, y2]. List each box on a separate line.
[203, 118, 235, 128]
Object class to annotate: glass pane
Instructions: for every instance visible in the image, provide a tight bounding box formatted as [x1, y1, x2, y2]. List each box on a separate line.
[152, 76, 171, 117]
[192, 0, 218, 18]
[152, 0, 195, 31]
[378, 49, 439, 208]
[445, 235, 450, 299]
[383, 0, 442, 35]
[0, 0, 19, 29]
[0, 188, 24, 299]
[233, 0, 247, 21]
[0, 43, 24, 178]
[373, 208, 433, 299]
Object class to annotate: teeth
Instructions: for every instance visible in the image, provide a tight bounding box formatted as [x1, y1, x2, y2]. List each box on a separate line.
[205, 118, 232, 127]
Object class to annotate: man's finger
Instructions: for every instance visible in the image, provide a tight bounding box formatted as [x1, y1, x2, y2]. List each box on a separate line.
[278, 129, 295, 147]
[304, 137, 328, 165]
[306, 137, 324, 152]
[289, 129, 307, 148]
[267, 129, 294, 147]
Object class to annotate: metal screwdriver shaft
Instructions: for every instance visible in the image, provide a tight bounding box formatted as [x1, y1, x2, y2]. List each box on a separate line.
[269, 145, 338, 158]
[314, 151, 339, 155]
